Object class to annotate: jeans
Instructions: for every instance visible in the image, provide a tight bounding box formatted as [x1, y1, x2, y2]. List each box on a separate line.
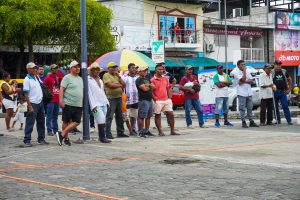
[274, 90, 291, 123]
[260, 98, 273, 124]
[46, 102, 59, 133]
[238, 95, 253, 121]
[215, 97, 229, 115]
[24, 102, 45, 144]
[184, 99, 204, 126]
[105, 98, 124, 137]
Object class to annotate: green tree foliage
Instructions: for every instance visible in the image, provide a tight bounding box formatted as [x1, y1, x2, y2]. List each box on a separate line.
[0, 0, 115, 75]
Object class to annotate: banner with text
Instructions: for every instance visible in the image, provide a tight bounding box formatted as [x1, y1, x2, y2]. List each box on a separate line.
[151, 41, 165, 63]
[204, 27, 263, 37]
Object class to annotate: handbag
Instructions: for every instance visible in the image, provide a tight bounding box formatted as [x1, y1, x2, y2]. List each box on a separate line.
[38, 77, 53, 105]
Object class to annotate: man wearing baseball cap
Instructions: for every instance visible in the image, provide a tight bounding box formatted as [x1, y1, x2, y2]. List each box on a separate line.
[56, 60, 83, 146]
[103, 62, 127, 139]
[44, 64, 60, 136]
[23, 62, 49, 147]
[272, 60, 293, 125]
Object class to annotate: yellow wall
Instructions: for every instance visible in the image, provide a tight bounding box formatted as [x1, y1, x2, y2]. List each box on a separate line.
[144, 0, 203, 51]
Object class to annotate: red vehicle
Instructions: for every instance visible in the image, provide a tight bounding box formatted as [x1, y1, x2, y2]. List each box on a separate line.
[172, 84, 184, 110]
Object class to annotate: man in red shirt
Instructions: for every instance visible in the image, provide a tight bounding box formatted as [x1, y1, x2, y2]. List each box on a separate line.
[151, 63, 179, 136]
[44, 64, 60, 136]
[179, 66, 207, 128]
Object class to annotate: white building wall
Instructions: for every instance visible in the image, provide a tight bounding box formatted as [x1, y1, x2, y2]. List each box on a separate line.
[204, 34, 240, 63]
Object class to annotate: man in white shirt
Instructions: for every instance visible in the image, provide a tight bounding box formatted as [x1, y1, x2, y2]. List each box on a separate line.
[23, 62, 49, 147]
[230, 60, 259, 128]
[259, 64, 275, 126]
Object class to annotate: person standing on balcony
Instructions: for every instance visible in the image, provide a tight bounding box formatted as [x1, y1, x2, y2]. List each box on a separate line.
[213, 64, 233, 127]
[230, 60, 259, 128]
[174, 22, 182, 43]
[272, 60, 293, 125]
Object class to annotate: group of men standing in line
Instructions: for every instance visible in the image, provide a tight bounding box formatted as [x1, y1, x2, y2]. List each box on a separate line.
[0, 58, 293, 146]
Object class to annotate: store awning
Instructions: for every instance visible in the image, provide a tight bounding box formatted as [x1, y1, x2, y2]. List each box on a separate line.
[165, 57, 218, 67]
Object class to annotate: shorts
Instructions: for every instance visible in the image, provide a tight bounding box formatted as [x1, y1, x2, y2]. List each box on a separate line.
[126, 103, 138, 118]
[13, 112, 25, 123]
[138, 100, 153, 118]
[62, 105, 82, 124]
[2, 98, 14, 109]
[215, 97, 229, 115]
[153, 99, 173, 114]
[93, 106, 107, 124]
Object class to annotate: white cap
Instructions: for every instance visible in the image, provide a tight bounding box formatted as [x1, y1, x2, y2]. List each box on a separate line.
[26, 62, 37, 69]
[69, 60, 80, 68]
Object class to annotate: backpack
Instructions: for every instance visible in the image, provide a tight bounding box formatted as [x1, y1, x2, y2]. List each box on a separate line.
[38, 78, 53, 105]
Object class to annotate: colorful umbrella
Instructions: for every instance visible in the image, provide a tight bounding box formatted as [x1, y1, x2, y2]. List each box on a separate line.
[94, 49, 156, 71]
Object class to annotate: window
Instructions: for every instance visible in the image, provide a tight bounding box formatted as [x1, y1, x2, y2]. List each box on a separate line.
[214, 35, 226, 47]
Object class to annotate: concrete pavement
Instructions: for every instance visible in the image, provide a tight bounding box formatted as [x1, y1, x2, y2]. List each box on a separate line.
[0, 116, 299, 200]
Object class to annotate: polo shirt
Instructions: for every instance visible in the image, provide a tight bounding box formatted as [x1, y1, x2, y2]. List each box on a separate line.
[23, 74, 43, 104]
[151, 76, 170, 101]
[230, 68, 253, 97]
[122, 74, 139, 105]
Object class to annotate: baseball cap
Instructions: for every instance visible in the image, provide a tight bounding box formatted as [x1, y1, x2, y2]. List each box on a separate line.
[50, 64, 58, 69]
[185, 65, 193, 70]
[264, 64, 273, 69]
[274, 60, 282, 65]
[26, 62, 37, 69]
[137, 66, 148, 71]
[69, 60, 80, 68]
[107, 62, 118, 68]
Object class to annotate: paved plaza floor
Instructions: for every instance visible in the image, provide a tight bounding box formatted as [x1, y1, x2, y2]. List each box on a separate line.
[0, 117, 299, 200]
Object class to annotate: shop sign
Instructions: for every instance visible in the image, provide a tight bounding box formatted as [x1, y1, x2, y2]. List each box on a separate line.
[275, 51, 300, 66]
[276, 11, 300, 30]
[204, 27, 263, 37]
[151, 41, 165, 63]
[111, 26, 121, 48]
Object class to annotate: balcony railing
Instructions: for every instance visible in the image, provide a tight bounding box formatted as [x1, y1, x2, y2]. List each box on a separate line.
[241, 48, 264, 62]
[159, 29, 200, 44]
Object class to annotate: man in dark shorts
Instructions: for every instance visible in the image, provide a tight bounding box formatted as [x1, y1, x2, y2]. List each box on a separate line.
[56, 60, 83, 146]
[136, 66, 155, 137]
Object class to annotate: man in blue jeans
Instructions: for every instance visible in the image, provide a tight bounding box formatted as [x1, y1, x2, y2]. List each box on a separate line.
[213, 64, 234, 127]
[230, 60, 259, 128]
[179, 66, 207, 128]
[23, 62, 49, 147]
[272, 60, 293, 125]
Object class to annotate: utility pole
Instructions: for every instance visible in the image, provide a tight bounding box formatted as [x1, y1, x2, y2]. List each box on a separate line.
[80, 0, 90, 141]
[224, 0, 228, 73]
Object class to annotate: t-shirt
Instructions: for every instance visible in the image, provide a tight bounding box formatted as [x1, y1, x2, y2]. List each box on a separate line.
[0, 81, 13, 100]
[179, 75, 199, 100]
[44, 74, 60, 103]
[23, 74, 43, 104]
[122, 74, 139, 105]
[61, 74, 83, 107]
[230, 68, 253, 97]
[151, 76, 169, 101]
[136, 77, 152, 101]
[213, 73, 232, 98]
[103, 73, 123, 99]
[273, 70, 289, 90]
[17, 102, 27, 113]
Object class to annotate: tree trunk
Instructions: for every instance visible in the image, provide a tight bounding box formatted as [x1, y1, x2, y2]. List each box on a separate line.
[28, 37, 34, 62]
[16, 46, 25, 78]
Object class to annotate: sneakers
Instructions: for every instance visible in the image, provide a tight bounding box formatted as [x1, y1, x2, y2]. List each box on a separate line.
[214, 122, 220, 128]
[146, 130, 155, 137]
[37, 140, 49, 145]
[249, 121, 259, 127]
[200, 124, 208, 128]
[224, 121, 233, 126]
[100, 138, 112, 143]
[288, 122, 293, 125]
[130, 129, 138, 136]
[24, 142, 33, 147]
[187, 125, 194, 129]
[242, 121, 248, 128]
[64, 138, 72, 146]
[139, 130, 147, 138]
[55, 131, 64, 146]
[90, 127, 95, 133]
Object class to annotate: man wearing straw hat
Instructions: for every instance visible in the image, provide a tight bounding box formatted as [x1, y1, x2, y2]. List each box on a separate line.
[103, 62, 128, 139]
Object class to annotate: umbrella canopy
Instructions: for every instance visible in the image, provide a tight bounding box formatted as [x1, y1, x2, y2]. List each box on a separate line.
[94, 49, 156, 71]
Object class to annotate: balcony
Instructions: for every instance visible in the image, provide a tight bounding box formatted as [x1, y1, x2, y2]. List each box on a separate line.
[159, 29, 202, 49]
[241, 48, 264, 62]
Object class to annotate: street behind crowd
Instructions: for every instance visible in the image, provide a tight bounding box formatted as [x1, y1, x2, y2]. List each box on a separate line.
[0, 117, 299, 200]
